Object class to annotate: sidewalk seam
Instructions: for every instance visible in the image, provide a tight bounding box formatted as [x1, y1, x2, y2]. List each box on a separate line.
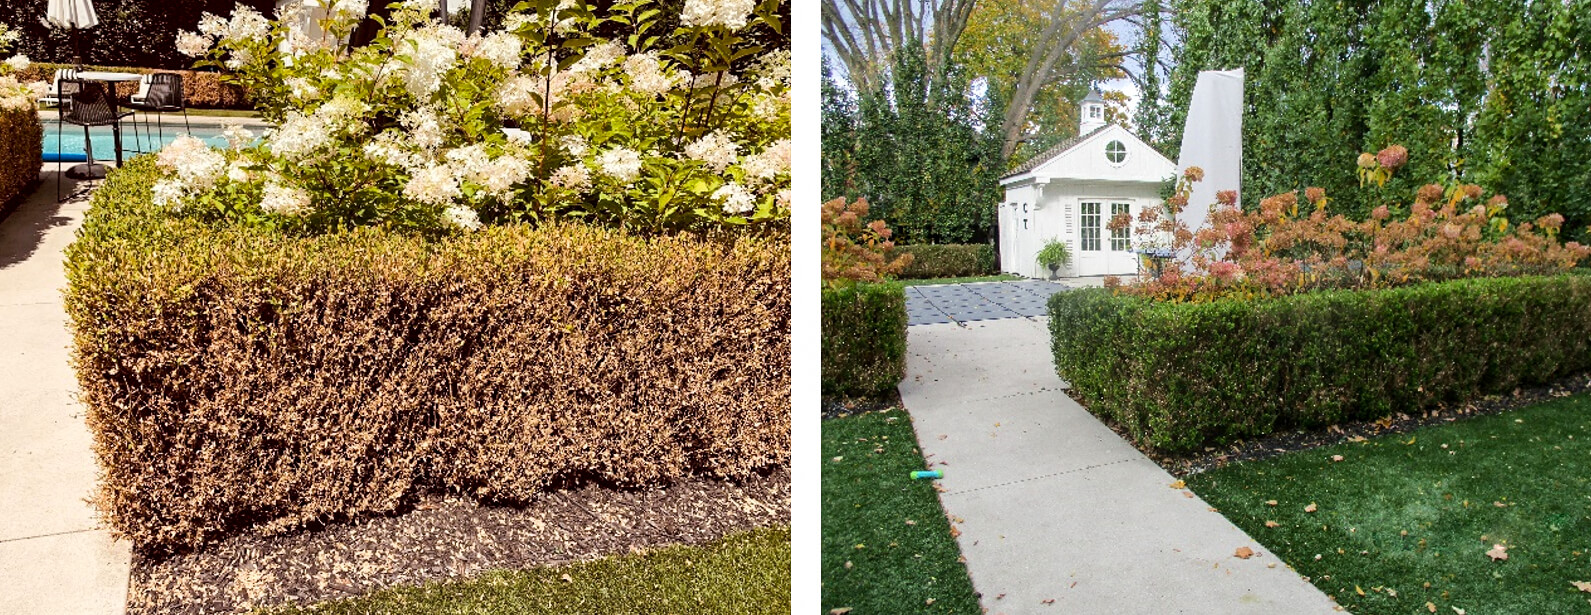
[941, 457, 1140, 496]
[0, 527, 95, 544]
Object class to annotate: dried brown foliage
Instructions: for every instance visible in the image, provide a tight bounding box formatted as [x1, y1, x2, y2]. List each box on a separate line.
[821, 197, 911, 286]
[66, 158, 790, 554]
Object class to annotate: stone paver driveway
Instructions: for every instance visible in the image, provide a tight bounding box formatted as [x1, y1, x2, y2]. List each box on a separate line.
[905, 280, 1070, 325]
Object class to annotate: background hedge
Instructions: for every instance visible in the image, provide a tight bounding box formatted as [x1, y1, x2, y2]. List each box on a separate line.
[821, 282, 907, 397]
[1050, 275, 1591, 453]
[0, 107, 41, 213]
[65, 158, 791, 554]
[19, 63, 250, 110]
[0, 0, 275, 71]
[894, 243, 997, 279]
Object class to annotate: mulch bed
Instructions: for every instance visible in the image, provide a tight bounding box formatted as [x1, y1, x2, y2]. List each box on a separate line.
[1111, 373, 1591, 477]
[127, 468, 790, 615]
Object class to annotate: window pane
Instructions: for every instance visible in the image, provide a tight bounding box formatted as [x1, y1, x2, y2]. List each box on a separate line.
[1110, 203, 1130, 251]
[1081, 202, 1100, 251]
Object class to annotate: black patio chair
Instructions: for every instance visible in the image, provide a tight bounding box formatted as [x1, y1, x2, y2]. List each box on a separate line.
[57, 80, 134, 202]
[124, 73, 191, 148]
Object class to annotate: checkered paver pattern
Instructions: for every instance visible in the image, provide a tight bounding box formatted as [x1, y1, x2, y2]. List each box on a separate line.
[905, 280, 1071, 326]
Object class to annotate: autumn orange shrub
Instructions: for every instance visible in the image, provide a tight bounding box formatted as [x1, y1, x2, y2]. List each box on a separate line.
[821, 197, 911, 286]
[1116, 147, 1591, 302]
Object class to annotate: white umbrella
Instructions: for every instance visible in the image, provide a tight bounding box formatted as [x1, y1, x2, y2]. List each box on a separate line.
[45, 0, 98, 30]
[44, 0, 97, 68]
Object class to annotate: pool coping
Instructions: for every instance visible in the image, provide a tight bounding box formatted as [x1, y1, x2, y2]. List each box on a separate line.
[36, 110, 270, 128]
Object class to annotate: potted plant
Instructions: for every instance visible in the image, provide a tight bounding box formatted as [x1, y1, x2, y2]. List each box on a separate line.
[1036, 239, 1070, 279]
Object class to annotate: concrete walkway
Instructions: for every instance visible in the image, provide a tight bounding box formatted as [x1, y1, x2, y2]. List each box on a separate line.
[0, 171, 131, 614]
[900, 310, 1340, 614]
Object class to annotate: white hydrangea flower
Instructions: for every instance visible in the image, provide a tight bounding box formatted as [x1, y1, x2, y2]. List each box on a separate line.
[443, 205, 481, 231]
[363, 130, 425, 170]
[751, 91, 785, 121]
[268, 112, 331, 159]
[741, 138, 790, 181]
[503, 13, 537, 31]
[494, 74, 540, 117]
[480, 155, 532, 198]
[332, 0, 368, 18]
[399, 107, 445, 151]
[225, 160, 251, 183]
[221, 125, 254, 150]
[622, 53, 678, 95]
[197, 13, 230, 37]
[681, 0, 756, 31]
[684, 131, 739, 173]
[569, 41, 625, 74]
[444, 144, 492, 182]
[559, 134, 588, 157]
[259, 182, 313, 215]
[596, 147, 643, 184]
[403, 28, 459, 98]
[285, 77, 319, 101]
[474, 32, 522, 69]
[689, 71, 738, 88]
[225, 46, 253, 70]
[754, 49, 790, 90]
[229, 4, 272, 40]
[313, 95, 370, 135]
[176, 31, 213, 57]
[775, 188, 790, 210]
[3, 55, 28, 72]
[712, 182, 756, 214]
[549, 163, 591, 194]
[150, 179, 186, 207]
[155, 135, 227, 193]
[404, 164, 461, 205]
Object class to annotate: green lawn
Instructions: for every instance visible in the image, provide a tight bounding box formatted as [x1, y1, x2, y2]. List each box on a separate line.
[258, 526, 790, 615]
[822, 408, 980, 614]
[897, 274, 1021, 286]
[1188, 393, 1591, 614]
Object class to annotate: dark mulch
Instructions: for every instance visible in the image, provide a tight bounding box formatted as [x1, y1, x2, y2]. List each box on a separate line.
[1078, 373, 1591, 478]
[127, 468, 790, 615]
[821, 388, 903, 420]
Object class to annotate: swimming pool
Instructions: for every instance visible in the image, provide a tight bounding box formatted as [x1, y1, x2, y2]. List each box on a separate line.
[41, 119, 234, 161]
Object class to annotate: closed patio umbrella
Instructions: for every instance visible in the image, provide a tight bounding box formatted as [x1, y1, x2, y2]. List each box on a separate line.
[45, 0, 98, 67]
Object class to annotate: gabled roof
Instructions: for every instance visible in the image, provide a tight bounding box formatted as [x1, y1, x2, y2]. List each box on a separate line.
[1002, 126, 1108, 179]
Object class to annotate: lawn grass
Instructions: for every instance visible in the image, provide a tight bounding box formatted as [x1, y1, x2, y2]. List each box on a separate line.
[822, 408, 980, 614]
[257, 526, 790, 615]
[1187, 392, 1591, 614]
[898, 274, 1022, 286]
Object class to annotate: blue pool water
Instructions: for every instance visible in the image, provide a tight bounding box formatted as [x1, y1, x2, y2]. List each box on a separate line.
[41, 120, 233, 161]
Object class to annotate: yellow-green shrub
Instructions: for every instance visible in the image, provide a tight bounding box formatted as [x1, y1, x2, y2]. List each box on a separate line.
[66, 158, 790, 554]
[0, 107, 40, 210]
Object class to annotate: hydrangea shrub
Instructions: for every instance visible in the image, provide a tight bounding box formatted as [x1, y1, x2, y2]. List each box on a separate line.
[0, 24, 47, 111]
[1114, 147, 1591, 302]
[157, 0, 789, 234]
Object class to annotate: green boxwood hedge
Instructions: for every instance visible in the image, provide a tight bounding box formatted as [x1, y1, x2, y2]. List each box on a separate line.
[895, 244, 997, 279]
[1049, 275, 1591, 453]
[821, 282, 907, 397]
[0, 107, 41, 213]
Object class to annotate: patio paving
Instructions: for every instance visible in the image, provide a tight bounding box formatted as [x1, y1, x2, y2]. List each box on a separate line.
[899, 316, 1341, 614]
[906, 280, 1071, 325]
[0, 169, 131, 614]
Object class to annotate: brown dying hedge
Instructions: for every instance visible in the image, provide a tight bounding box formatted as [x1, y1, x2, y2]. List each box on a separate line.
[0, 107, 42, 212]
[21, 63, 251, 109]
[65, 158, 791, 554]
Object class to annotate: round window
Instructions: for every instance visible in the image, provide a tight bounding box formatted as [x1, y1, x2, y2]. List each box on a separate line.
[1105, 140, 1127, 164]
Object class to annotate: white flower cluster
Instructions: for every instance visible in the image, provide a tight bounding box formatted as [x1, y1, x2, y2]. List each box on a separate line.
[177, 31, 214, 57]
[712, 182, 755, 215]
[622, 53, 681, 95]
[754, 49, 790, 91]
[550, 164, 592, 194]
[684, 131, 739, 173]
[152, 136, 228, 206]
[403, 26, 463, 98]
[0, 76, 46, 112]
[259, 181, 313, 215]
[597, 147, 644, 184]
[267, 96, 368, 159]
[4, 55, 28, 72]
[469, 32, 522, 69]
[222, 125, 255, 150]
[681, 0, 757, 31]
[442, 205, 481, 231]
[741, 139, 790, 181]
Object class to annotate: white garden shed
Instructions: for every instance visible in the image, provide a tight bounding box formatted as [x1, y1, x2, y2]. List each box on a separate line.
[998, 90, 1176, 279]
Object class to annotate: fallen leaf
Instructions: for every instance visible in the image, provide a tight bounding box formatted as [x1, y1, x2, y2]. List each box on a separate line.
[905, 519, 916, 526]
[1305, 503, 1318, 513]
[829, 609, 852, 615]
[1573, 581, 1591, 593]
[1183, 491, 1195, 498]
[1355, 585, 1365, 596]
[1452, 608, 1465, 615]
[1387, 588, 1397, 597]
[949, 526, 961, 539]
[937, 434, 948, 440]
[1486, 544, 1508, 561]
[1266, 500, 1278, 506]
[1265, 520, 1280, 528]
[560, 574, 573, 583]
[1169, 480, 1186, 489]
[844, 561, 853, 569]
[996, 593, 1005, 600]
[1332, 455, 1344, 462]
[1042, 599, 1056, 604]
[1493, 501, 1507, 508]
[1427, 602, 1437, 613]
[831, 456, 843, 463]
[925, 598, 935, 605]
[1234, 547, 1255, 559]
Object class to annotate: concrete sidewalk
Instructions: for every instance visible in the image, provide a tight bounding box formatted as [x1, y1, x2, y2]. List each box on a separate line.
[0, 171, 131, 614]
[900, 316, 1340, 614]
